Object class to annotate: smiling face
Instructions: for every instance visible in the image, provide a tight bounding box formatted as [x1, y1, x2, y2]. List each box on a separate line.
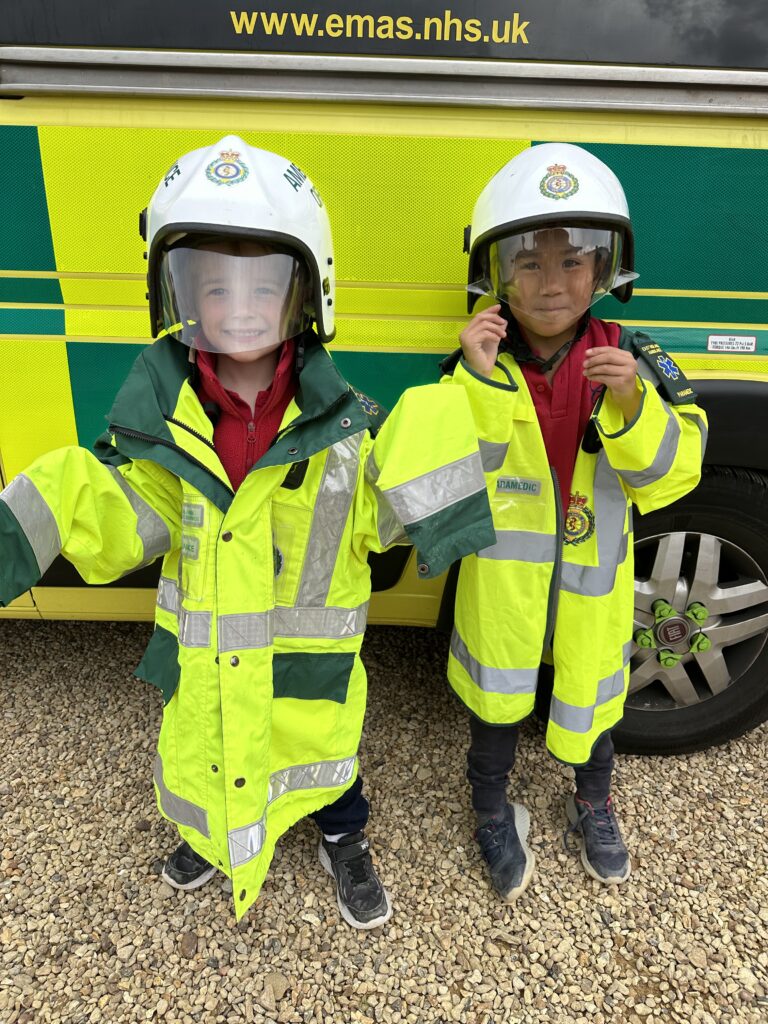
[502, 228, 598, 346]
[192, 243, 297, 361]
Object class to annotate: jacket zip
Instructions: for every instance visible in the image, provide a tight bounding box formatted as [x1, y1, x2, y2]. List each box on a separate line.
[109, 423, 234, 493]
[164, 415, 218, 453]
[542, 466, 563, 653]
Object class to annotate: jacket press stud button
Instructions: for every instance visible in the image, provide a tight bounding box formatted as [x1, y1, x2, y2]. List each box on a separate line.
[239, 889, 246, 901]
[230, 656, 240, 667]
[221, 531, 233, 542]
[211, 764, 218, 773]
[417, 563, 429, 575]
[340, 417, 352, 428]
[287, 447, 299, 456]
[235, 778, 245, 788]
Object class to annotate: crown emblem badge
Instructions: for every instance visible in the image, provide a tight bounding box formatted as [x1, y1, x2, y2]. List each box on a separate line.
[206, 149, 250, 187]
[564, 491, 595, 545]
[539, 162, 579, 201]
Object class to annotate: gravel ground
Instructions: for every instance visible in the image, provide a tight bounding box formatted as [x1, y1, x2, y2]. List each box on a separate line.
[1, 619, 767, 1024]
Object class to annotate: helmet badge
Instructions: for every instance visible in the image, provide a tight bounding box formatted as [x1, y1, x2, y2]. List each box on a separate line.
[539, 163, 580, 201]
[205, 149, 250, 187]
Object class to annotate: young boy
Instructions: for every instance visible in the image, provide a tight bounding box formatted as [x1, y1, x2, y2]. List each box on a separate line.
[441, 143, 707, 899]
[0, 136, 494, 926]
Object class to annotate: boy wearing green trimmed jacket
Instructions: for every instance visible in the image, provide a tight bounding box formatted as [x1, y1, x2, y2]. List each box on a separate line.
[0, 136, 494, 927]
[442, 144, 707, 899]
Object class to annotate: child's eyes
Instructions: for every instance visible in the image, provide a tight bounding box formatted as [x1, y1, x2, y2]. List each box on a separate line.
[206, 287, 228, 298]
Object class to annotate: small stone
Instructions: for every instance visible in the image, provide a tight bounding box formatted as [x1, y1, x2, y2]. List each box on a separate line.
[179, 932, 198, 959]
[688, 948, 707, 969]
[264, 972, 289, 1002]
[135, 819, 151, 832]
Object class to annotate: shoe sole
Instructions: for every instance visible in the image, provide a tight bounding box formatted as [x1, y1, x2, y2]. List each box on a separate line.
[565, 796, 631, 885]
[499, 803, 536, 903]
[160, 864, 218, 892]
[318, 841, 393, 930]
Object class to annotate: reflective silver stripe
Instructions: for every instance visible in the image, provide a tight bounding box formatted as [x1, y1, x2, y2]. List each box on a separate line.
[218, 612, 272, 653]
[365, 450, 408, 547]
[268, 756, 357, 802]
[561, 452, 628, 599]
[549, 664, 627, 734]
[479, 439, 509, 473]
[166, 600, 368, 648]
[681, 412, 708, 465]
[228, 755, 358, 868]
[479, 530, 557, 563]
[108, 466, 170, 563]
[228, 816, 266, 869]
[614, 408, 681, 490]
[156, 576, 180, 615]
[379, 451, 486, 526]
[451, 628, 539, 696]
[153, 754, 209, 838]
[0, 473, 61, 575]
[274, 602, 369, 639]
[178, 608, 211, 648]
[296, 432, 364, 606]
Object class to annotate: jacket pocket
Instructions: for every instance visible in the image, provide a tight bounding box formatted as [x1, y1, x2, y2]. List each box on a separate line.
[272, 651, 354, 704]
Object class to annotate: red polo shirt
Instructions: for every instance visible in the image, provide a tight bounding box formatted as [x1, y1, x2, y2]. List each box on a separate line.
[520, 319, 621, 513]
[195, 341, 297, 491]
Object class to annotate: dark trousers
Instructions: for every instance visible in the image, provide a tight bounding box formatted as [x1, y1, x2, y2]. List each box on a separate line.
[311, 776, 369, 835]
[467, 717, 615, 817]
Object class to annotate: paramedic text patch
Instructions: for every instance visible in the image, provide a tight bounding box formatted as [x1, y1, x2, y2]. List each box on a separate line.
[497, 476, 542, 496]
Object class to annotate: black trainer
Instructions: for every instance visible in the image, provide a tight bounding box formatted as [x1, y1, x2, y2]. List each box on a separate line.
[475, 802, 535, 902]
[318, 832, 392, 930]
[160, 840, 217, 891]
[564, 794, 631, 884]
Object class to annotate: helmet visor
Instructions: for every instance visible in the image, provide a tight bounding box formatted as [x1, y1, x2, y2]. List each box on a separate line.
[469, 226, 637, 326]
[158, 242, 310, 353]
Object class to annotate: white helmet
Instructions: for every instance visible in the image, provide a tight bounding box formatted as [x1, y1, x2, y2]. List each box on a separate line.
[465, 143, 636, 313]
[141, 135, 335, 344]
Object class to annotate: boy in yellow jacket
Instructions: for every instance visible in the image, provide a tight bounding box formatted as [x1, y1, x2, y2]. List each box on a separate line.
[441, 144, 707, 899]
[0, 137, 494, 926]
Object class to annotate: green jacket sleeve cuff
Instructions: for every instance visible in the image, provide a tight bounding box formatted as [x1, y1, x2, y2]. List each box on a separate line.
[0, 499, 41, 607]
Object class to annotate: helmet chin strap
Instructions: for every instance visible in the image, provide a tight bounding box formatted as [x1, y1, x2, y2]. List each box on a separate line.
[500, 308, 591, 373]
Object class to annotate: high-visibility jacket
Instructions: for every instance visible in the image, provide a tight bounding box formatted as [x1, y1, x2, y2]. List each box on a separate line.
[0, 335, 494, 919]
[442, 325, 708, 766]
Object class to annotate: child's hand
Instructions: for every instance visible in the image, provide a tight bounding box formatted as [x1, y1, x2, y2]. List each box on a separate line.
[459, 305, 507, 378]
[584, 347, 642, 421]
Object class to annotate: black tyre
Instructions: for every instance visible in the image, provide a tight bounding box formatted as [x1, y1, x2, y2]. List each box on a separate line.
[614, 465, 768, 755]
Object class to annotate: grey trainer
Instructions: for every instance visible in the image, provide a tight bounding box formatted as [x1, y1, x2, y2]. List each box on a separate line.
[564, 794, 631, 884]
[475, 802, 535, 902]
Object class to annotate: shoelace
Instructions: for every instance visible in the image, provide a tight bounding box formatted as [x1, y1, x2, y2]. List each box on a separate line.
[343, 848, 374, 887]
[563, 799, 620, 853]
[476, 818, 513, 863]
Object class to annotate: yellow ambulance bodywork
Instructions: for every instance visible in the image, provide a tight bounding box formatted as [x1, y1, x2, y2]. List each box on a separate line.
[1, 94, 767, 622]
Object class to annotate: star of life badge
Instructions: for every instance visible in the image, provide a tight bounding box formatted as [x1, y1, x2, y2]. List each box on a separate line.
[353, 389, 379, 417]
[206, 150, 250, 187]
[564, 491, 595, 545]
[539, 163, 580, 201]
[656, 354, 680, 381]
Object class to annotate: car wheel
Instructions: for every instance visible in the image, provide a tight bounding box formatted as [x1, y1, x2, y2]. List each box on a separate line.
[614, 465, 768, 755]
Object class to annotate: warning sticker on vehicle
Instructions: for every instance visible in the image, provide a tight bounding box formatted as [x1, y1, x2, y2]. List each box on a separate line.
[707, 335, 757, 353]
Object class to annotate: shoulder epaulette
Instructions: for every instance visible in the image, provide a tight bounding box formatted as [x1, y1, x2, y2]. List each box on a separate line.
[619, 327, 698, 405]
